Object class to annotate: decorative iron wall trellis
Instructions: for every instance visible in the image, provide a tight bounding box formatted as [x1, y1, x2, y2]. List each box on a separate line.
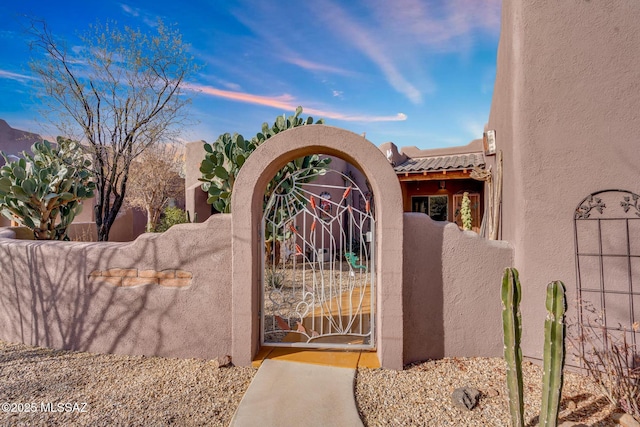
[261, 168, 375, 349]
[574, 189, 640, 352]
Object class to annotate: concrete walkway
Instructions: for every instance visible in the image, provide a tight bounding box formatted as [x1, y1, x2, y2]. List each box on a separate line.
[230, 359, 363, 427]
[230, 349, 379, 427]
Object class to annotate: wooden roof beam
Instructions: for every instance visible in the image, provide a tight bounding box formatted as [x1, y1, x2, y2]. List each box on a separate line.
[396, 170, 471, 181]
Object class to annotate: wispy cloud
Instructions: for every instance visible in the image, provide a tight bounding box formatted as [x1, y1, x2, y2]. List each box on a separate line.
[0, 30, 17, 40]
[282, 56, 356, 77]
[184, 82, 406, 123]
[314, 0, 424, 105]
[322, 111, 407, 123]
[119, 3, 159, 27]
[0, 70, 36, 83]
[227, 3, 360, 88]
[459, 116, 485, 139]
[120, 3, 139, 17]
[198, 73, 243, 92]
[369, 0, 501, 52]
[307, 0, 499, 104]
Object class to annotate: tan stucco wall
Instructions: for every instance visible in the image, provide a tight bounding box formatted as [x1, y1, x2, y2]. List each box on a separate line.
[0, 196, 146, 242]
[488, 1, 640, 359]
[403, 213, 512, 363]
[0, 215, 232, 360]
[185, 141, 210, 222]
[185, 140, 207, 191]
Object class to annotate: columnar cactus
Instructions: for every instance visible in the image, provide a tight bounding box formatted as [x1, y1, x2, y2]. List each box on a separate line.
[461, 191, 472, 231]
[501, 268, 567, 427]
[502, 268, 525, 427]
[540, 281, 567, 427]
[0, 138, 95, 240]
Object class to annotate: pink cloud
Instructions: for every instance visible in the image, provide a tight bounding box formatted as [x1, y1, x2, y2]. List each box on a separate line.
[183, 83, 407, 123]
[184, 83, 296, 110]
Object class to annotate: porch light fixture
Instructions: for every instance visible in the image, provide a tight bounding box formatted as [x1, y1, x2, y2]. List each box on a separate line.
[439, 180, 446, 190]
[484, 130, 497, 155]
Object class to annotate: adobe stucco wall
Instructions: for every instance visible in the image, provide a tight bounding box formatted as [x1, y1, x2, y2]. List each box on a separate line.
[0, 215, 232, 360]
[488, 1, 640, 359]
[185, 141, 211, 222]
[403, 213, 512, 364]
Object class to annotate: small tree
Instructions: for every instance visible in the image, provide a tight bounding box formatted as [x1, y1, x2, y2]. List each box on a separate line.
[0, 138, 96, 240]
[199, 107, 331, 213]
[155, 206, 190, 232]
[124, 143, 184, 232]
[28, 19, 198, 241]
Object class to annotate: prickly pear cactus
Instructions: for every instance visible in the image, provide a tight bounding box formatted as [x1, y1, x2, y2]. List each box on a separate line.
[199, 106, 330, 214]
[0, 137, 95, 240]
[461, 191, 472, 231]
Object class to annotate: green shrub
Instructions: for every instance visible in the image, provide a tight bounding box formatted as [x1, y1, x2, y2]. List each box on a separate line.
[155, 206, 189, 232]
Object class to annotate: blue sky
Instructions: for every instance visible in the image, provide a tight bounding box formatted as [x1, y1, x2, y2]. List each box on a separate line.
[0, 0, 500, 150]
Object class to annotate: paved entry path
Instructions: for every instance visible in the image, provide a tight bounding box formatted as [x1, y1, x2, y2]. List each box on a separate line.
[230, 349, 379, 427]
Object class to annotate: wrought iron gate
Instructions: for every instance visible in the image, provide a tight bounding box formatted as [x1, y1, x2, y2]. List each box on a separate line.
[574, 189, 640, 351]
[261, 168, 375, 349]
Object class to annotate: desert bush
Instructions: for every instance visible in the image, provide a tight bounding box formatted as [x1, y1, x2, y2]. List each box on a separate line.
[568, 303, 640, 419]
[155, 206, 189, 232]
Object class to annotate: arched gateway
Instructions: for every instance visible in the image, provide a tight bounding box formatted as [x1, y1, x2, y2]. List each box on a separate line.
[231, 125, 404, 369]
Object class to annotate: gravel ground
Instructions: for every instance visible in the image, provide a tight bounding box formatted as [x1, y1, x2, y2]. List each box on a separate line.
[0, 341, 254, 426]
[356, 358, 618, 426]
[0, 340, 619, 426]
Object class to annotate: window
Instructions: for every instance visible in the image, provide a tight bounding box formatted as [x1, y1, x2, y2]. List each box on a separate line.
[412, 195, 448, 221]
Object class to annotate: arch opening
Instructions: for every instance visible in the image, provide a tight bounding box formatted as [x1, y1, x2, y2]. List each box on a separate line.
[261, 164, 376, 349]
[231, 125, 404, 369]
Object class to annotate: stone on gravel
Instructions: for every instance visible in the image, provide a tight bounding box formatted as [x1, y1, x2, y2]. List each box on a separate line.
[212, 355, 232, 368]
[451, 386, 480, 411]
[485, 388, 499, 398]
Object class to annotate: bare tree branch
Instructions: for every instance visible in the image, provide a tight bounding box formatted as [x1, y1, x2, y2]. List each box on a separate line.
[28, 19, 198, 240]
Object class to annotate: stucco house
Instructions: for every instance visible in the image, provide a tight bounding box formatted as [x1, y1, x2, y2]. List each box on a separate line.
[0, 1, 638, 372]
[382, 139, 486, 233]
[185, 138, 487, 234]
